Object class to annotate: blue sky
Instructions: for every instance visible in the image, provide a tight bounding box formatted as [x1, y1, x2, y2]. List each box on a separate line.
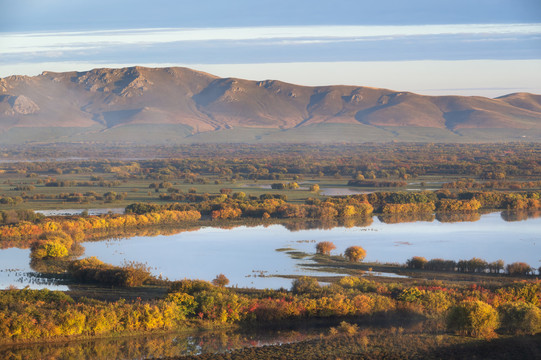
[1, 0, 540, 97]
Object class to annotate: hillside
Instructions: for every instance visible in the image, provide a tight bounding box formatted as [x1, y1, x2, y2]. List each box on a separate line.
[0, 66, 540, 143]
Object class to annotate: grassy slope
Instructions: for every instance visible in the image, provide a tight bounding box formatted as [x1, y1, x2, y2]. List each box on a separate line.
[2, 122, 541, 144]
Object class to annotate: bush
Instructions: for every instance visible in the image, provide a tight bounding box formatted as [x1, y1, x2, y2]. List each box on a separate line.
[331, 321, 359, 336]
[498, 302, 541, 335]
[309, 184, 320, 192]
[31, 241, 69, 259]
[165, 292, 198, 320]
[316, 241, 336, 255]
[168, 279, 214, 295]
[344, 246, 366, 262]
[447, 300, 499, 338]
[291, 276, 320, 294]
[68, 257, 152, 287]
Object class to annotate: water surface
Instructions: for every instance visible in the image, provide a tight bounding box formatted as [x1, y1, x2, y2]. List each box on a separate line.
[81, 211, 540, 287]
[1, 211, 539, 290]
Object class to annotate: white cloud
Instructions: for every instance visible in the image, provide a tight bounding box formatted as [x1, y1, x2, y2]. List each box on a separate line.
[2, 24, 540, 55]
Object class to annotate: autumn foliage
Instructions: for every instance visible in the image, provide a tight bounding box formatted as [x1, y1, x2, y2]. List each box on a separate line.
[0, 210, 201, 242]
[344, 246, 366, 262]
[68, 257, 152, 287]
[0, 276, 540, 344]
[316, 241, 336, 256]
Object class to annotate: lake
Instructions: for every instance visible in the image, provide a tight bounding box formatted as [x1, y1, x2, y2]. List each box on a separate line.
[1, 211, 539, 290]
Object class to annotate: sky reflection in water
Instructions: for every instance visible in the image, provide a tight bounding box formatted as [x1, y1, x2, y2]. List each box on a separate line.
[82, 212, 540, 288]
[1, 212, 539, 290]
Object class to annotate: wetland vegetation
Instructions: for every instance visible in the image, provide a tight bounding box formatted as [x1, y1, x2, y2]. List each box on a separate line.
[0, 143, 540, 359]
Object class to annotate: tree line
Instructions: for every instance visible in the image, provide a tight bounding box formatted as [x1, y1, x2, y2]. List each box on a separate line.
[407, 256, 540, 276]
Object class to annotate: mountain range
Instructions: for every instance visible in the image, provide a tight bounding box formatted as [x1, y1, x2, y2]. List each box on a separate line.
[1, 66, 540, 144]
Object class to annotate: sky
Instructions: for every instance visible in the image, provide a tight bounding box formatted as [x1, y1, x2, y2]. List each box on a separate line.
[1, 0, 540, 97]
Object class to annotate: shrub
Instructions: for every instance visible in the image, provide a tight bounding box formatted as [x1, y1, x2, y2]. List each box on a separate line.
[68, 257, 151, 287]
[31, 241, 69, 259]
[316, 241, 336, 255]
[422, 291, 452, 314]
[44, 242, 69, 258]
[291, 276, 320, 294]
[194, 290, 244, 323]
[344, 246, 366, 262]
[120, 261, 152, 287]
[335, 321, 359, 336]
[447, 300, 499, 338]
[166, 292, 198, 320]
[498, 302, 541, 335]
[168, 279, 214, 295]
[398, 287, 425, 303]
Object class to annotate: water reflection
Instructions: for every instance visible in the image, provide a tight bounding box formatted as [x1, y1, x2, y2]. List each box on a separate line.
[378, 213, 435, 224]
[282, 217, 373, 231]
[500, 210, 541, 222]
[0, 328, 314, 360]
[436, 212, 481, 223]
[1, 211, 540, 290]
[0, 269, 68, 291]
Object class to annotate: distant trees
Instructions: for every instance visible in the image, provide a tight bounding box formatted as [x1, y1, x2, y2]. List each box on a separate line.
[382, 202, 435, 214]
[0, 209, 43, 225]
[457, 258, 487, 273]
[425, 259, 455, 272]
[0, 209, 202, 242]
[405, 257, 537, 276]
[436, 199, 482, 212]
[316, 241, 336, 256]
[271, 182, 299, 190]
[212, 274, 230, 287]
[344, 246, 366, 262]
[506, 262, 532, 276]
[406, 256, 428, 269]
[488, 260, 504, 274]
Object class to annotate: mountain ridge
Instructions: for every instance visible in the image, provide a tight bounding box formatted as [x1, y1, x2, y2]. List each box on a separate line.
[1, 66, 540, 143]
